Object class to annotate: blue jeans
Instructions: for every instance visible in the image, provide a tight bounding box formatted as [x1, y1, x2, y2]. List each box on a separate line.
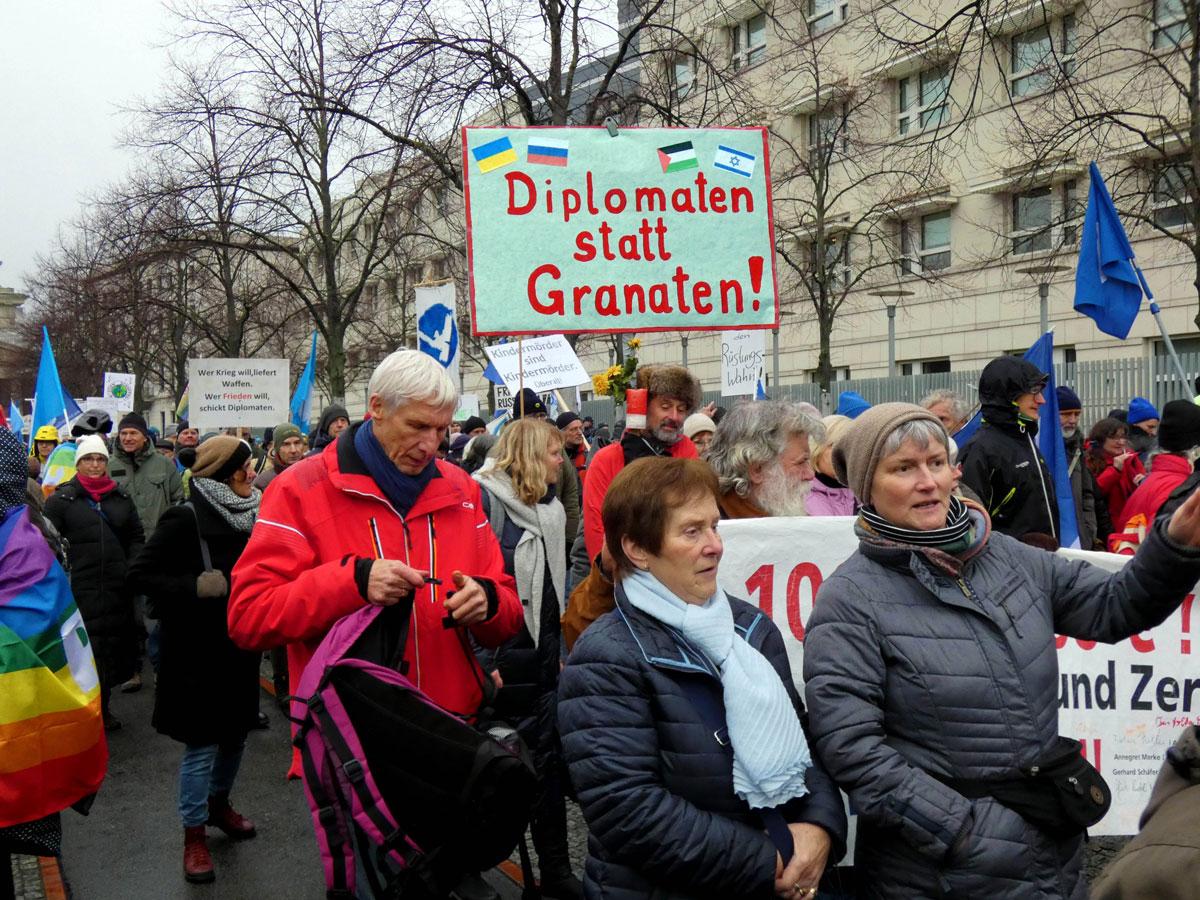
[178, 741, 245, 827]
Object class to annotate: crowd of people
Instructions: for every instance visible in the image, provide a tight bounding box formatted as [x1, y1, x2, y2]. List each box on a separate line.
[5, 347, 1200, 899]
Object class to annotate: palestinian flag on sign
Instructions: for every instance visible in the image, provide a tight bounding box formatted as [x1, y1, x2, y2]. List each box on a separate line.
[658, 141, 699, 173]
[0, 505, 107, 827]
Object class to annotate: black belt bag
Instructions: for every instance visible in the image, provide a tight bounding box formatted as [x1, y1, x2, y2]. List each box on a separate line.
[935, 737, 1111, 839]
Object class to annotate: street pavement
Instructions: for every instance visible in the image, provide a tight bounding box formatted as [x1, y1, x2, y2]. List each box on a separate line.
[53, 662, 532, 900]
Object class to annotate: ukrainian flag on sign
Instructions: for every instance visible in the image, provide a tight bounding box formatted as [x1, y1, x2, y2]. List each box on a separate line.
[473, 136, 517, 174]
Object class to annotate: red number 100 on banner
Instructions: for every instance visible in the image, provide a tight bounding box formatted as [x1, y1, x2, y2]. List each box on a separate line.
[745, 563, 823, 642]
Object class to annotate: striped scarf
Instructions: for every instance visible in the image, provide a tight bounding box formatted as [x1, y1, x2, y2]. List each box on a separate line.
[860, 494, 972, 548]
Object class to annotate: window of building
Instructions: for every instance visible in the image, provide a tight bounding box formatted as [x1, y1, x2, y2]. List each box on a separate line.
[807, 0, 847, 35]
[807, 104, 847, 164]
[898, 66, 950, 135]
[731, 12, 767, 70]
[1153, 0, 1190, 49]
[809, 367, 851, 382]
[669, 56, 694, 101]
[1010, 15, 1077, 97]
[808, 235, 851, 290]
[1062, 179, 1082, 243]
[1154, 158, 1194, 228]
[900, 210, 952, 273]
[1012, 186, 1053, 253]
[900, 358, 951, 375]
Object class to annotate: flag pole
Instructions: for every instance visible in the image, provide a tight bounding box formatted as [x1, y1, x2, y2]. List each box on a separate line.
[1150, 302, 1191, 392]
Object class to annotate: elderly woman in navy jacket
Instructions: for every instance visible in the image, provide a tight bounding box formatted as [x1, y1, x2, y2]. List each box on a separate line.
[558, 457, 846, 899]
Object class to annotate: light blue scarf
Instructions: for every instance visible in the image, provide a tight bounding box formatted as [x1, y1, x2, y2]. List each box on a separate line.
[622, 568, 812, 809]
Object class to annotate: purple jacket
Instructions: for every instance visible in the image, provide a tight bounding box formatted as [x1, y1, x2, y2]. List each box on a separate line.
[805, 477, 857, 517]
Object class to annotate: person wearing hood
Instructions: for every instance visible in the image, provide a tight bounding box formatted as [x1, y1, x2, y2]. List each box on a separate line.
[957, 356, 1059, 544]
[253, 422, 305, 492]
[1056, 387, 1107, 550]
[804, 403, 1200, 900]
[1110, 399, 1200, 554]
[306, 404, 350, 455]
[1126, 397, 1160, 463]
[128, 436, 262, 885]
[473, 419, 580, 899]
[44, 434, 145, 731]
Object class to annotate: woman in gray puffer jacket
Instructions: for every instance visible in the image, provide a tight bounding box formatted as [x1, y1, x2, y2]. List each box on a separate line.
[803, 403, 1200, 900]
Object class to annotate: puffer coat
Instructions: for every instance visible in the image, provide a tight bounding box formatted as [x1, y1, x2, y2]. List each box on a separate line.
[803, 511, 1200, 899]
[559, 587, 848, 899]
[44, 479, 144, 686]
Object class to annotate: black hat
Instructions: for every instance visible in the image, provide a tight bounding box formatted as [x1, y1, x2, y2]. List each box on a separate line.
[511, 388, 547, 419]
[462, 415, 487, 434]
[582, 416, 594, 424]
[1158, 400, 1200, 452]
[118, 412, 151, 441]
[72, 408, 113, 437]
[555, 411, 581, 430]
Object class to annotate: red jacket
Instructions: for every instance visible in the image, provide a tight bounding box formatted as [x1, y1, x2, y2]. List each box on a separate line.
[582, 435, 698, 560]
[1094, 452, 1146, 529]
[228, 427, 521, 777]
[1109, 453, 1192, 554]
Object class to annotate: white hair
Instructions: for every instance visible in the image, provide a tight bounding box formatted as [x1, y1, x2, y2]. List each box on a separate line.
[368, 350, 457, 412]
[707, 400, 825, 498]
[920, 389, 969, 423]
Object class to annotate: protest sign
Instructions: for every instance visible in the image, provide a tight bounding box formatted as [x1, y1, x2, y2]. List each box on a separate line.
[463, 126, 778, 335]
[720, 329, 766, 396]
[83, 396, 124, 423]
[415, 284, 460, 385]
[482, 335, 591, 395]
[716, 516, 1195, 835]
[187, 359, 289, 431]
[455, 393, 480, 421]
[102, 372, 136, 408]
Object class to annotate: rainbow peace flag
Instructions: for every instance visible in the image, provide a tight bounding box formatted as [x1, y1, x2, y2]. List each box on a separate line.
[40, 440, 77, 499]
[0, 506, 107, 827]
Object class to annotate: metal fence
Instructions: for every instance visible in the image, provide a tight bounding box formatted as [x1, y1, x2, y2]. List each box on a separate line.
[573, 352, 1200, 429]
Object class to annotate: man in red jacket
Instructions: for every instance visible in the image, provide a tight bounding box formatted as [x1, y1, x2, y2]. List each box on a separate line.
[228, 350, 522, 782]
[1111, 399, 1200, 554]
[581, 364, 702, 562]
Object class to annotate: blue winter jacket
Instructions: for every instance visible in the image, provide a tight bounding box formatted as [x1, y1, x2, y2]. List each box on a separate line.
[558, 586, 847, 899]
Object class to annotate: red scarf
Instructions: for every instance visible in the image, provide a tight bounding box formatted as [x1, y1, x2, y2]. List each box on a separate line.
[76, 473, 117, 503]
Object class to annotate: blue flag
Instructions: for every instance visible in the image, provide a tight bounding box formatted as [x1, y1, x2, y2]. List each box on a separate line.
[954, 335, 1080, 548]
[6, 402, 20, 436]
[1073, 162, 1152, 339]
[290, 331, 318, 435]
[28, 328, 81, 449]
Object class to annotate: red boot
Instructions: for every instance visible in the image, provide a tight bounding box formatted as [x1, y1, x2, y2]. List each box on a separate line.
[184, 825, 215, 883]
[207, 792, 257, 840]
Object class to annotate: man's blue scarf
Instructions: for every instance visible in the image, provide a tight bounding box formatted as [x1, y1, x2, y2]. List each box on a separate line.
[353, 420, 437, 517]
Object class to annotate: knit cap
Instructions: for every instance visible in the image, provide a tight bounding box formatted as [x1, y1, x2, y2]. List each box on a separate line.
[117, 412, 150, 440]
[1158, 400, 1200, 452]
[461, 416, 487, 434]
[190, 436, 252, 482]
[832, 402, 943, 507]
[835, 391, 872, 419]
[271, 422, 302, 448]
[75, 434, 110, 461]
[1056, 386, 1082, 412]
[555, 411, 582, 430]
[682, 413, 717, 440]
[1128, 397, 1159, 424]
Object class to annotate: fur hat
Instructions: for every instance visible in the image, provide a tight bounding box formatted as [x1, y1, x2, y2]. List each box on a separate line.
[635, 364, 701, 412]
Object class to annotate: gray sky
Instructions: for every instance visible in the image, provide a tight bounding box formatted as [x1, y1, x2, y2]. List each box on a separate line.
[1, 0, 172, 297]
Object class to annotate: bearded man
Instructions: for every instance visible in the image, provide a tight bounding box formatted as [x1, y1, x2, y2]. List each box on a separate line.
[706, 400, 823, 519]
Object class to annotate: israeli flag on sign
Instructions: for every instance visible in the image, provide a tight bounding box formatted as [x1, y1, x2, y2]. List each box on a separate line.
[415, 283, 461, 385]
[713, 145, 756, 177]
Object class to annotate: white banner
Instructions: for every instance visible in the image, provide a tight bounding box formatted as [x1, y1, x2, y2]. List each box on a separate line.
[717, 516, 1195, 835]
[187, 358, 289, 431]
[483, 335, 590, 395]
[416, 283, 461, 386]
[455, 393, 481, 421]
[720, 329, 765, 396]
[83, 396, 124, 425]
[101, 372, 136, 410]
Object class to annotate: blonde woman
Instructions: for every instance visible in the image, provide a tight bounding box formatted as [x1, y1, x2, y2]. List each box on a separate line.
[474, 419, 579, 898]
[805, 415, 857, 517]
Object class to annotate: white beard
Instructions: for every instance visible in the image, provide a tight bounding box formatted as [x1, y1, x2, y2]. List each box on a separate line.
[752, 461, 812, 517]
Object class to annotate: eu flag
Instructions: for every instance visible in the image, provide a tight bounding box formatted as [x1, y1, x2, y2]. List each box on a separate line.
[290, 331, 318, 435]
[1073, 162, 1152, 339]
[28, 327, 81, 449]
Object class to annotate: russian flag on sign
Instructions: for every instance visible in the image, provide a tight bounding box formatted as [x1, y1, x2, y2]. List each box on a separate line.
[527, 137, 569, 167]
[714, 145, 756, 177]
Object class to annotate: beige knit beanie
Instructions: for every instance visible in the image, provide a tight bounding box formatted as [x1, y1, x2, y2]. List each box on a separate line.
[832, 402, 943, 507]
